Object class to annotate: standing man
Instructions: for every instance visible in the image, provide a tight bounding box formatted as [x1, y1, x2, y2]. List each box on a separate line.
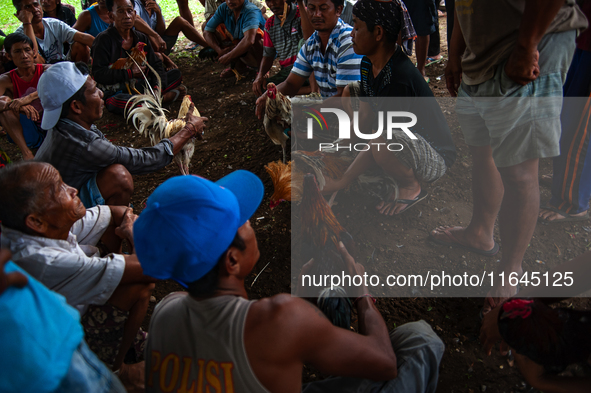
[13, 0, 94, 63]
[0, 33, 48, 160]
[429, 0, 588, 312]
[204, 0, 266, 78]
[134, 172, 444, 393]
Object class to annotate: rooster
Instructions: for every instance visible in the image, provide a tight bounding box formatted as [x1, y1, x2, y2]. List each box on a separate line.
[300, 173, 354, 329]
[107, 42, 148, 95]
[126, 92, 200, 175]
[263, 83, 291, 163]
[498, 298, 591, 373]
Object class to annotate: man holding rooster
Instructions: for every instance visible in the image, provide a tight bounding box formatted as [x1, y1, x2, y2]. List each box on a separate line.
[134, 172, 444, 393]
[91, 0, 186, 115]
[35, 61, 206, 209]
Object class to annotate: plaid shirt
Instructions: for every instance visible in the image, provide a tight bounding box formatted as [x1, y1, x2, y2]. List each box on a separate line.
[35, 118, 173, 190]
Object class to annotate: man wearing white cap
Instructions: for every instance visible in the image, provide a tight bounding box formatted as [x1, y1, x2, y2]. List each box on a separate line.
[135, 171, 444, 393]
[35, 61, 207, 208]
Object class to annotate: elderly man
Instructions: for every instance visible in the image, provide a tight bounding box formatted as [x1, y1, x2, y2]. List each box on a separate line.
[92, 0, 186, 113]
[0, 33, 49, 160]
[13, 0, 94, 63]
[134, 171, 444, 393]
[0, 161, 156, 391]
[255, 0, 362, 118]
[204, 0, 266, 78]
[35, 61, 206, 208]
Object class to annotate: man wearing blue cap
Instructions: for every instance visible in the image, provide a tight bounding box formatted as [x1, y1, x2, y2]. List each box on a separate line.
[135, 170, 443, 393]
[35, 61, 207, 209]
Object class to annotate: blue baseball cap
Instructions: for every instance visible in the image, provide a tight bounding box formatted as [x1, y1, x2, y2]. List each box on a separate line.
[133, 170, 264, 287]
[38, 62, 88, 130]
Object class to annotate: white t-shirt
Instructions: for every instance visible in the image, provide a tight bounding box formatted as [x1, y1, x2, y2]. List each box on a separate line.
[16, 18, 77, 62]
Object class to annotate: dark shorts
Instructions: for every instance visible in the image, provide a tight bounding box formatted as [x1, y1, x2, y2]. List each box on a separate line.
[404, 0, 437, 36]
[162, 34, 178, 56]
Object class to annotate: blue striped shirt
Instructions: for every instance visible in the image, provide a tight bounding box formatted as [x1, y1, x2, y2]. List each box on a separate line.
[291, 19, 362, 97]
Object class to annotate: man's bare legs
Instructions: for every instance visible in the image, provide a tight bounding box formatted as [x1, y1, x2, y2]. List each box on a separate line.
[96, 164, 134, 206]
[165, 17, 208, 47]
[240, 36, 264, 69]
[430, 145, 501, 251]
[108, 282, 155, 391]
[0, 110, 34, 160]
[430, 146, 540, 311]
[415, 35, 430, 79]
[175, 0, 194, 26]
[489, 158, 539, 308]
[70, 42, 91, 63]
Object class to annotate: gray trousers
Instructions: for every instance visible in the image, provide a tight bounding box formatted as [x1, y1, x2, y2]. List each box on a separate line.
[302, 320, 444, 393]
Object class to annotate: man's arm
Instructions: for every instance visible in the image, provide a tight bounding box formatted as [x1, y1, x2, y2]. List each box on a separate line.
[218, 28, 258, 65]
[253, 55, 274, 95]
[91, 33, 132, 85]
[144, 0, 167, 36]
[73, 31, 95, 47]
[255, 71, 307, 118]
[505, 0, 565, 85]
[245, 244, 396, 389]
[134, 16, 167, 52]
[0, 75, 14, 112]
[72, 10, 92, 32]
[444, 9, 466, 97]
[203, 7, 226, 54]
[297, 0, 314, 39]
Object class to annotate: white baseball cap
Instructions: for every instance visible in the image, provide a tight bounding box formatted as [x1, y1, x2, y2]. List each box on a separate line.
[38, 62, 89, 130]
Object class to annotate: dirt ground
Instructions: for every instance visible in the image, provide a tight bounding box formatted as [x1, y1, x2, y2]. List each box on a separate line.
[2, 10, 591, 393]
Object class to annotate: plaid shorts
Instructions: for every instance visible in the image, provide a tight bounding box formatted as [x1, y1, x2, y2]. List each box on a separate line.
[81, 304, 147, 369]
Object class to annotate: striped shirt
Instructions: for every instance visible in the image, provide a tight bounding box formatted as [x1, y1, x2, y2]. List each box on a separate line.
[291, 19, 362, 97]
[263, 2, 303, 68]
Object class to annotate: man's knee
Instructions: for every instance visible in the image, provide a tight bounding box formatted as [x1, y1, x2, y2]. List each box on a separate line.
[390, 320, 445, 361]
[98, 164, 134, 193]
[498, 159, 538, 186]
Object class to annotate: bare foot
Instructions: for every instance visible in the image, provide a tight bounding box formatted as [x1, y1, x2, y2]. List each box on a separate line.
[482, 269, 522, 316]
[376, 185, 421, 215]
[429, 226, 496, 253]
[22, 150, 35, 160]
[539, 207, 588, 222]
[118, 362, 145, 393]
[162, 84, 187, 103]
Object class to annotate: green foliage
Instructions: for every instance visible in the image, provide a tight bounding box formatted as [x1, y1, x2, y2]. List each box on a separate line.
[1, 0, 205, 36]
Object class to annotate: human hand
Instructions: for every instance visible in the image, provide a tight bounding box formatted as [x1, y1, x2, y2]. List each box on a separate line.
[15, 9, 33, 24]
[445, 55, 462, 97]
[338, 241, 368, 298]
[504, 44, 539, 86]
[131, 63, 147, 78]
[252, 75, 266, 96]
[9, 97, 29, 114]
[21, 105, 39, 122]
[480, 304, 509, 356]
[150, 35, 166, 53]
[255, 92, 268, 119]
[218, 52, 233, 65]
[115, 207, 138, 246]
[184, 103, 208, 140]
[514, 353, 546, 389]
[0, 249, 28, 295]
[144, 0, 161, 15]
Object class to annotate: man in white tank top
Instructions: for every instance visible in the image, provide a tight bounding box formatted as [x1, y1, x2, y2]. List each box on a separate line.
[134, 170, 444, 393]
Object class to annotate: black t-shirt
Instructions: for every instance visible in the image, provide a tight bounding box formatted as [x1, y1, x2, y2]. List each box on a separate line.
[359, 46, 456, 167]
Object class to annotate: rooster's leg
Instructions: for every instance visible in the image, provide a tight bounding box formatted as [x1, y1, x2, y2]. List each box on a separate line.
[281, 144, 286, 164]
[125, 82, 132, 95]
